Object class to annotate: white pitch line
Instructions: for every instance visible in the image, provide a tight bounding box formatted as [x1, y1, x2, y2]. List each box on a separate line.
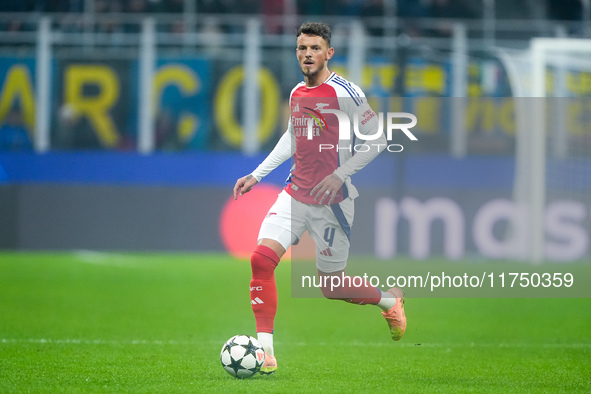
[0, 338, 195, 345]
[72, 250, 145, 268]
[1, 338, 590, 349]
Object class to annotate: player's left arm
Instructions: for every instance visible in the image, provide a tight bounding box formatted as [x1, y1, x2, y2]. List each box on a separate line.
[312, 95, 385, 204]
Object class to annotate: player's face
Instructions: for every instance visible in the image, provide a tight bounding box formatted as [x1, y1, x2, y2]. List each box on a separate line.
[296, 34, 334, 80]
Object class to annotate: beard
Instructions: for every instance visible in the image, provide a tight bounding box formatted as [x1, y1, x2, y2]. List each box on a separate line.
[300, 61, 325, 78]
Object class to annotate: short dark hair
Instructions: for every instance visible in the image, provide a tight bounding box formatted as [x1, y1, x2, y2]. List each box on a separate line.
[296, 22, 332, 47]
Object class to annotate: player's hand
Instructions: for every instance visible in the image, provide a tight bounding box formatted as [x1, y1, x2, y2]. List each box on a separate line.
[233, 174, 258, 200]
[310, 173, 343, 205]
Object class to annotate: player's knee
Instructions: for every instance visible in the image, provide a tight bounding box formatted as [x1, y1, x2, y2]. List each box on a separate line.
[251, 249, 277, 279]
[319, 280, 346, 300]
[320, 285, 340, 300]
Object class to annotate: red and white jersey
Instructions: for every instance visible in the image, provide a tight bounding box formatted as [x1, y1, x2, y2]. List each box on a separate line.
[285, 72, 382, 205]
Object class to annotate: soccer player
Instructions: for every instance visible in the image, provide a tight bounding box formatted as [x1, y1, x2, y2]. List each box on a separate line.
[233, 22, 406, 375]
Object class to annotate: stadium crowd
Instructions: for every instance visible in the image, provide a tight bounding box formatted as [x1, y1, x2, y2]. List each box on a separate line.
[0, 0, 584, 21]
[1, 0, 585, 40]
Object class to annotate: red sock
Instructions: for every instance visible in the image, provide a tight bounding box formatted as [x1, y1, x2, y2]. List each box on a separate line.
[319, 271, 381, 305]
[250, 245, 280, 333]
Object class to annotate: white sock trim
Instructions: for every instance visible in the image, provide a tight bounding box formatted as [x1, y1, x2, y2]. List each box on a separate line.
[257, 332, 274, 356]
[376, 290, 396, 311]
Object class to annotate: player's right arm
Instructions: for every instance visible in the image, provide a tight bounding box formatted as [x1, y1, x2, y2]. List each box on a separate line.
[233, 174, 259, 199]
[233, 121, 295, 200]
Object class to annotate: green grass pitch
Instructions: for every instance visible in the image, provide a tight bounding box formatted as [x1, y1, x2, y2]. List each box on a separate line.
[0, 252, 590, 392]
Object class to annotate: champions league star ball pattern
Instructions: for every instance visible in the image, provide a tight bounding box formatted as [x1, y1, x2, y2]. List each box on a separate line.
[220, 335, 265, 379]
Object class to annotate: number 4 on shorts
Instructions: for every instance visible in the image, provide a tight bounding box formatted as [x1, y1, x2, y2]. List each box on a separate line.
[324, 227, 335, 247]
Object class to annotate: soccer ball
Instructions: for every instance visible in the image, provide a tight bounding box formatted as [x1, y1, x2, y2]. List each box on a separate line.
[220, 335, 265, 379]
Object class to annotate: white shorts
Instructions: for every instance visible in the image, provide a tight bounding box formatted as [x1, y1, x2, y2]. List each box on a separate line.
[258, 190, 354, 273]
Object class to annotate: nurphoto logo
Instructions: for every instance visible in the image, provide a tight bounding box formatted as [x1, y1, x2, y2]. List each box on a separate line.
[304, 108, 418, 153]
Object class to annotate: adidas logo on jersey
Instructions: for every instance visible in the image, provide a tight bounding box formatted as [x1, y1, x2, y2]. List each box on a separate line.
[319, 248, 333, 257]
[251, 297, 264, 305]
[293, 103, 300, 112]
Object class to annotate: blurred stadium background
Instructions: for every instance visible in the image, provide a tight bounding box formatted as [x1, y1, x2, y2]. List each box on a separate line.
[1, 2, 591, 392]
[0, 0, 590, 263]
